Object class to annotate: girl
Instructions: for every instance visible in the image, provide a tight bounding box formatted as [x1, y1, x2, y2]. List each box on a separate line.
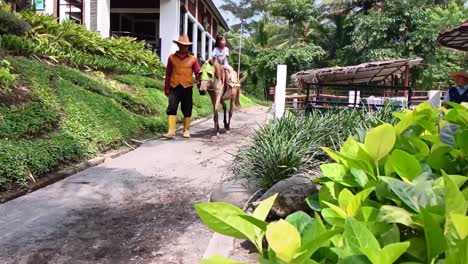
[213, 35, 235, 85]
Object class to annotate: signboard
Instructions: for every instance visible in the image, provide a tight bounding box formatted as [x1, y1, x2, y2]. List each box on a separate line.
[35, 0, 45, 11]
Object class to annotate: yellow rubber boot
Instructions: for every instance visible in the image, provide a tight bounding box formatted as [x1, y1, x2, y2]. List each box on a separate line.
[183, 117, 191, 138]
[161, 115, 177, 139]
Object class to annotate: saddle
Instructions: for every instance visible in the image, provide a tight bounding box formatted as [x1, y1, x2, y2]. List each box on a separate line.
[221, 70, 241, 99]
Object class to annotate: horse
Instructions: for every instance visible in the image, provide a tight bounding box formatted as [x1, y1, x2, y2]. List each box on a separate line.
[198, 59, 241, 136]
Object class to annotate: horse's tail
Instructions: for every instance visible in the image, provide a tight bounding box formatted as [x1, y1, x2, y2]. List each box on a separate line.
[234, 86, 241, 108]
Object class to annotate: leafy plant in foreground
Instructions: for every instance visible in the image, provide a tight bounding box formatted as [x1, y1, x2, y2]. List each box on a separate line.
[196, 101, 468, 263]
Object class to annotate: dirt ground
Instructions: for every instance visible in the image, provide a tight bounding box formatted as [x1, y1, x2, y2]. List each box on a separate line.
[0, 106, 269, 264]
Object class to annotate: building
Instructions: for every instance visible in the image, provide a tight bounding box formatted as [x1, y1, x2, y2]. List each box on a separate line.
[35, 0, 229, 65]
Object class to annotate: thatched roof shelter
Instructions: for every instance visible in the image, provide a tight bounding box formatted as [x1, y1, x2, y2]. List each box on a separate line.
[437, 21, 468, 51]
[292, 58, 423, 87]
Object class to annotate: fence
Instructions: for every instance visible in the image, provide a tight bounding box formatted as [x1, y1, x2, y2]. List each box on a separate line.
[270, 87, 447, 111]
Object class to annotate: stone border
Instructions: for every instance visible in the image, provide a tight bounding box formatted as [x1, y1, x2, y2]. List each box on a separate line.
[201, 105, 273, 261]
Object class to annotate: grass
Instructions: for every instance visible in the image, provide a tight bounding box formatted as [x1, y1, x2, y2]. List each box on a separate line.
[0, 56, 231, 189]
[233, 107, 397, 189]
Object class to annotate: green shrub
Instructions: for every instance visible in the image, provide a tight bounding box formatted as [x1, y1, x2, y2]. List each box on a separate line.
[0, 59, 16, 92]
[0, 33, 165, 77]
[196, 102, 468, 264]
[115, 75, 164, 90]
[0, 8, 30, 35]
[21, 12, 163, 69]
[234, 107, 396, 189]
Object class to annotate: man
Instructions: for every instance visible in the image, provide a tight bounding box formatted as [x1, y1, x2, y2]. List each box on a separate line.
[162, 35, 201, 139]
[444, 70, 468, 107]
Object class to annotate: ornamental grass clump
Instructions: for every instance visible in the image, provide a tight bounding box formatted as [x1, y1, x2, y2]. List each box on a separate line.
[233, 107, 396, 189]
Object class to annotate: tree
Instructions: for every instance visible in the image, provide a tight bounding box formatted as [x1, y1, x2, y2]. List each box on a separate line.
[220, 0, 261, 31]
[340, 0, 468, 86]
[268, 0, 313, 47]
[3, 0, 29, 11]
[321, 0, 382, 16]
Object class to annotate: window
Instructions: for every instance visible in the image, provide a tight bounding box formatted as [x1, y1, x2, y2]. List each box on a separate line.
[57, 0, 83, 24]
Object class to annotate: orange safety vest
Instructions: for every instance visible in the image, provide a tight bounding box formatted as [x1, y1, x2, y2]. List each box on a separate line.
[169, 54, 197, 88]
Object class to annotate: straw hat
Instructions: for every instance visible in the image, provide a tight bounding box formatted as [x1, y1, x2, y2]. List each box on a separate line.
[450, 70, 468, 80]
[173, 35, 192, 46]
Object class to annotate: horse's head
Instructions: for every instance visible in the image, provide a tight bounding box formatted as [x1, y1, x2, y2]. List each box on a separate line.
[199, 60, 223, 95]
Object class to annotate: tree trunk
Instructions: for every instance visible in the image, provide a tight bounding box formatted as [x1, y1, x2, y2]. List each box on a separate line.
[288, 19, 292, 48]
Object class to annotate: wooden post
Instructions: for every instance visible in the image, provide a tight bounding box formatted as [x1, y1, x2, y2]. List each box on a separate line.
[404, 65, 409, 98]
[428, 90, 441, 108]
[275, 65, 287, 118]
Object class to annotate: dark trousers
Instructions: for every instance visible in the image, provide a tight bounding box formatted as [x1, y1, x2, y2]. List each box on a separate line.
[166, 85, 193, 117]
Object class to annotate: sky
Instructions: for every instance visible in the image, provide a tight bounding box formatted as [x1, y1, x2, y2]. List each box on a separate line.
[212, 0, 238, 26]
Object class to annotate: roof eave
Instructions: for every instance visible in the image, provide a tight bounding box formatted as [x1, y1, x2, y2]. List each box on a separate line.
[205, 0, 230, 31]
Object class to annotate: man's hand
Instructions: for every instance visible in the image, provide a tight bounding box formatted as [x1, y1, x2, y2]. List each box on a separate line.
[165, 87, 170, 97]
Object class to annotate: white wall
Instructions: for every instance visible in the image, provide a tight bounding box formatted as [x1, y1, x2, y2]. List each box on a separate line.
[43, 0, 54, 15]
[159, 0, 180, 65]
[97, 0, 111, 37]
[84, 0, 91, 31]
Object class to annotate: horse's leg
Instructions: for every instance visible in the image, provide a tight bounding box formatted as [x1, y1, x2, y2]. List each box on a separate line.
[212, 94, 222, 136]
[221, 101, 228, 131]
[227, 96, 234, 131]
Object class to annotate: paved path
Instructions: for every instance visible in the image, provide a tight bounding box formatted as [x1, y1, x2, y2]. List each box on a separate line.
[0, 106, 269, 264]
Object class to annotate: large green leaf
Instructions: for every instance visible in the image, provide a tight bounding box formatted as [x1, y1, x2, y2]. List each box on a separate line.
[292, 229, 341, 264]
[427, 145, 456, 172]
[361, 242, 410, 264]
[455, 129, 468, 156]
[401, 136, 430, 161]
[286, 211, 313, 234]
[379, 224, 400, 247]
[343, 217, 380, 255]
[445, 239, 468, 264]
[381, 177, 438, 213]
[389, 149, 422, 181]
[253, 193, 278, 221]
[266, 220, 301, 262]
[302, 212, 328, 245]
[450, 214, 468, 240]
[351, 168, 369, 187]
[201, 255, 248, 264]
[421, 208, 446, 261]
[322, 147, 375, 177]
[239, 215, 268, 231]
[444, 175, 467, 246]
[319, 182, 342, 208]
[440, 123, 459, 148]
[445, 104, 468, 127]
[364, 124, 396, 161]
[406, 237, 427, 261]
[377, 205, 418, 228]
[337, 255, 371, 264]
[358, 206, 379, 223]
[433, 174, 467, 189]
[305, 193, 321, 212]
[194, 202, 256, 240]
[320, 163, 358, 187]
[338, 189, 360, 217]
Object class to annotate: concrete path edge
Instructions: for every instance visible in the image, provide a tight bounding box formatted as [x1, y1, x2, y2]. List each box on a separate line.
[201, 105, 273, 261]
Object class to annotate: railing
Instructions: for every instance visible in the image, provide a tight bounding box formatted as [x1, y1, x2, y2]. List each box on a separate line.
[269, 87, 447, 111]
